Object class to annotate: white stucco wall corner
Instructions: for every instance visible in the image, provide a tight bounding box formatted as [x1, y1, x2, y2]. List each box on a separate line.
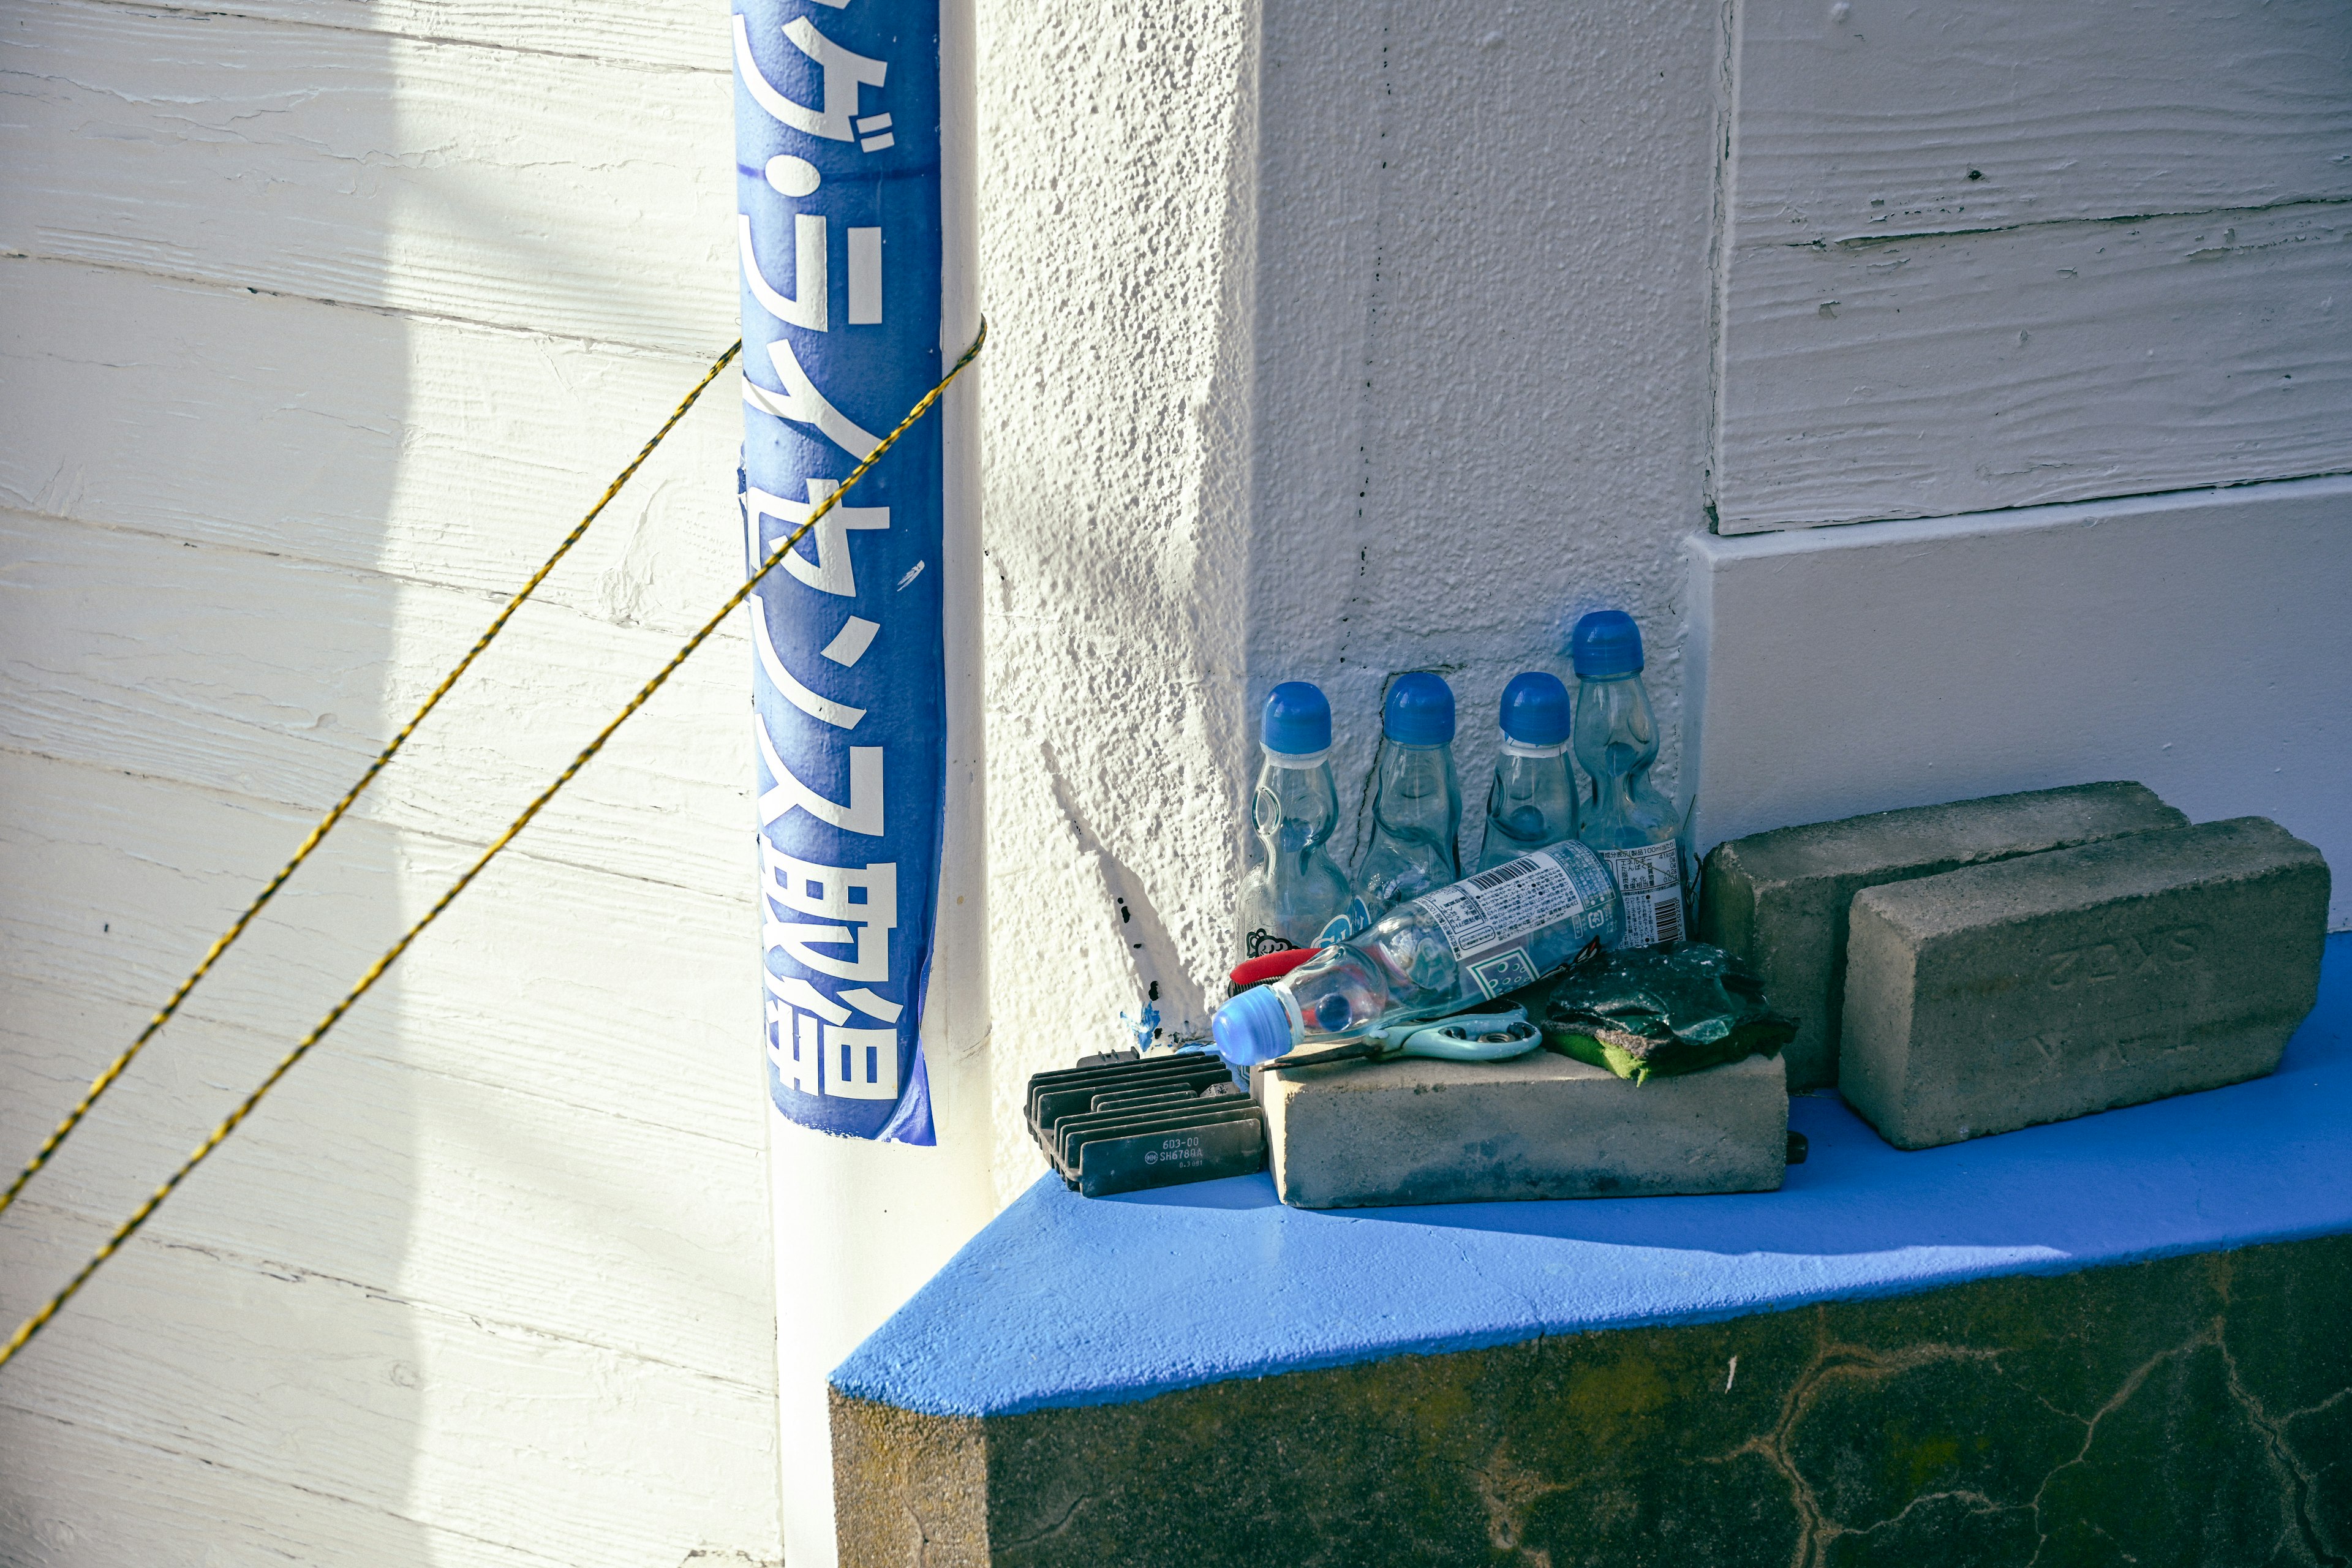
[979, 4, 1732, 1168]
[975, 0, 1264, 1204]
[1701, 0, 1749, 540]
[1248, 0, 1725, 876]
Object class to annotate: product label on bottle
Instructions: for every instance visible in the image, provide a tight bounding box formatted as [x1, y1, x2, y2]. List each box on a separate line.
[1420, 844, 1619, 1000]
[1312, 896, 1373, 948]
[1599, 841, 1685, 949]
[1244, 926, 1300, 959]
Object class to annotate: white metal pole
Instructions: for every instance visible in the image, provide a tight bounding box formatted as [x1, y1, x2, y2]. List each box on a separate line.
[735, 0, 989, 1559]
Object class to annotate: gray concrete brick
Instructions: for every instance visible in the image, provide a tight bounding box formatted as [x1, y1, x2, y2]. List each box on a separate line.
[1697, 783, 2187, 1090]
[1839, 817, 2329, 1150]
[1258, 1049, 1787, 1209]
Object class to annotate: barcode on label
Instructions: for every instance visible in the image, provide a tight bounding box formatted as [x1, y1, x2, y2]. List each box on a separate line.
[1654, 893, 1684, 944]
[1599, 840, 1681, 894]
[1597, 841, 1686, 949]
[1468, 860, 1534, 892]
[1423, 845, 1616, 966]
[1620, 888, 1686, 948]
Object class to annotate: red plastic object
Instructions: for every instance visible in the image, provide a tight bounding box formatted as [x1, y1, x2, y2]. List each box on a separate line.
[1229, 947, 1321, 990]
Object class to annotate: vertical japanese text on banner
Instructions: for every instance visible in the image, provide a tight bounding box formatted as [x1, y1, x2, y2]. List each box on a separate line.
[736, 0, 945, 1141]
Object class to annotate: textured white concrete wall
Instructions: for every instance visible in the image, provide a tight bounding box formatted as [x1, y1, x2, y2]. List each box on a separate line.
[1, 2, 784, 1564]
[975, 0, 1265, 1199]
[1246, 0, 1724, 888]
[979, 0, 1727, 1202]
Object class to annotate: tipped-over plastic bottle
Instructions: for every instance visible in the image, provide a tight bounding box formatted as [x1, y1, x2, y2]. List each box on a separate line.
[1475, 671, 1580, 873]
[1352, 672, 1463, 921]
[1235, 682, 1358, 958]
[1570, 610, 1687, 948]
[1211, 841, 1623, 1066]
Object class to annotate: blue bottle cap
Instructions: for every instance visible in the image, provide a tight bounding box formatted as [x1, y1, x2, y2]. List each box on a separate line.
[1211, 985, 1297, 1066]
[1570, 609, 1645, 679]
[1260, 681, 1332, 755]
[1498, 671, 1573, 746]
[1383, 672, 1455, 745]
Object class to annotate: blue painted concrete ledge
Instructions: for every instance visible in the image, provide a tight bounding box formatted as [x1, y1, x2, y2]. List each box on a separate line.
[836, 933, 2352, 1419]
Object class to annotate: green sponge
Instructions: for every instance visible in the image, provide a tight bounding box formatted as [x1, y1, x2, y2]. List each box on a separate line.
[1513, 941, 1796, 1085]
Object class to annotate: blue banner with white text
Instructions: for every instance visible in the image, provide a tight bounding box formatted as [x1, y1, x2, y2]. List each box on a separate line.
[736, 0, 943, 1142]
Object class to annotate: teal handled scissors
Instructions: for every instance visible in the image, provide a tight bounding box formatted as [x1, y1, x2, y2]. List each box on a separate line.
[1264, 1006, 1545, 1074]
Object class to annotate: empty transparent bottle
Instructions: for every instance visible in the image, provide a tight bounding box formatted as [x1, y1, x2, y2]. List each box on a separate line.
[1235, 682, 1357, 958]
[1352, 672, 1463, 921]
[1570, 610, 1687, 948]
[1211, 842, 1623, 1065]
[1475, 671, 1579, 872]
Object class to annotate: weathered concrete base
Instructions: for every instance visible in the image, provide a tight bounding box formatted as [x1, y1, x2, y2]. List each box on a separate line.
[1257, 1048, 1787, 1209]
[833, 1233, 2352, 1568]
[829, 1398, 988, 1567]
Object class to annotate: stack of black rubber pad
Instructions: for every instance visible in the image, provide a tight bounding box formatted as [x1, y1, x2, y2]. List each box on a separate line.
[1024, 1052, 1267, 1197]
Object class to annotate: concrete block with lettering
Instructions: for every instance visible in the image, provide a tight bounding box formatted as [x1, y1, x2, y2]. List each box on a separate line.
[1259, 1048, 1787, 1209]
[1839, 817, 2329, 1150]
[1697, 783, 2188, 1090]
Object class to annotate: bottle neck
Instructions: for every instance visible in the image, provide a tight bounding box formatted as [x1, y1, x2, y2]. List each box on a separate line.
[1573, 674, 1657, 778]
[1573, 674, 1677, 840]
[1256, 748, 1339, 854]
[1373, 741, 1459, 829]
[1592, 768, 1640, 824]
[1491, 746, 1572, 806]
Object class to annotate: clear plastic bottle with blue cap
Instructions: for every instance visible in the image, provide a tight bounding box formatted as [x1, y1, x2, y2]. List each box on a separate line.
[1210, 840, 1623, 1066]
[1475, 671, 1580, 873]
[1235, 682, 1359, 958]
[1351, 672, 1463, 922]
[1570, 609, 1687, 948]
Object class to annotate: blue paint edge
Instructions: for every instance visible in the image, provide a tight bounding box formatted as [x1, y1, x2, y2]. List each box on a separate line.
[844, 1210, 2352, 1420]
[837, 932, 2352, 1418]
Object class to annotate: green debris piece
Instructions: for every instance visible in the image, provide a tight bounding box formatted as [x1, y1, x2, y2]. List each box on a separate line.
[1510, 941, 1796, 1085]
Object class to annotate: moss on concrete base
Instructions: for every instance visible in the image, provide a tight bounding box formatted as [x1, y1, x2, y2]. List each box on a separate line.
[834, 1234, 2352, 1566]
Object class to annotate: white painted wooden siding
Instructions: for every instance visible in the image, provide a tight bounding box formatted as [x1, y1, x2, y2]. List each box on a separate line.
[0, 260, 745, 621]
[1714, 0, 2352, 532]
[1, 0, 782, 1562]
[3, 1, 734, 349]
